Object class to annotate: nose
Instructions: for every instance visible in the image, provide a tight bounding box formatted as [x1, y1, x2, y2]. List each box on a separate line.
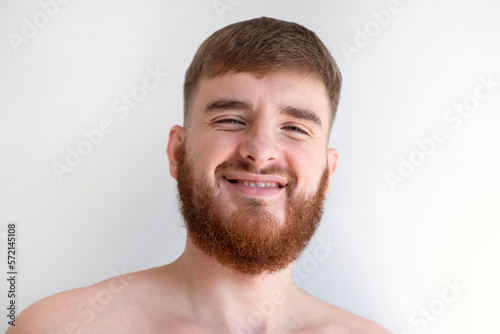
[238, 125, 280, 168]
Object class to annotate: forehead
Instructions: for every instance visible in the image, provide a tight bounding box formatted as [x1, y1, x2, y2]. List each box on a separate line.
[190, 71, 331, 125]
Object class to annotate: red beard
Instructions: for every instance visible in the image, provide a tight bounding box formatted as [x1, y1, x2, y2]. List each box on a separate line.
[176, 144, 329, 276]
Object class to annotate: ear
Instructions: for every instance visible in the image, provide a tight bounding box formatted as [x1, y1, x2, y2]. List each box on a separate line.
[323, 148, 339, 198]
[166, 125, 186, 180]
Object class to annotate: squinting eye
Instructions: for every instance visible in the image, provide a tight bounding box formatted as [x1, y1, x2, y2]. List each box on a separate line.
[215, 119, 244, 125]
[284, 126, 308, 135]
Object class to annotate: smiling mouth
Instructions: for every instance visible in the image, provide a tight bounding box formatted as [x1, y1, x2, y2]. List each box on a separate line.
[226, 179, 284, 188]
[223, 173, 288, 197]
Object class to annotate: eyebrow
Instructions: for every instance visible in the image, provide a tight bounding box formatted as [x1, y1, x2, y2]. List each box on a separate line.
[204, 98, 322, 127]
[205, 98, 251, 113]
[280, 106, 322, 127]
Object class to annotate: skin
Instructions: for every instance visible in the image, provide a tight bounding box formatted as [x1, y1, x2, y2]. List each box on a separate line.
[8, 72, 391, 334]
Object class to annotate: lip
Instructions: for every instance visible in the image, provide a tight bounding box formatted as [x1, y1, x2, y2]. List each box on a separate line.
[223, 173, 288, 187]
[223, 173, 287, 197]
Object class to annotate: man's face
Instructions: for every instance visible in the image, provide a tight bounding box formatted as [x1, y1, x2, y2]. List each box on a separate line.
[168, 71, 338, 275]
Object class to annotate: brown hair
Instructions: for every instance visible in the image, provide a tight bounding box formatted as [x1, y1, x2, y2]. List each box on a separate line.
[184, 17, 342, 129]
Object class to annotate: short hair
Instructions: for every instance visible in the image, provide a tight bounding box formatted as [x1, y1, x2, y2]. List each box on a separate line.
[183, 17, 342, 129]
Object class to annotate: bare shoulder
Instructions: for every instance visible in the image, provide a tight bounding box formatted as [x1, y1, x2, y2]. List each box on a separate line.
[323, 303, 391, 334]
[7, 269, 148, 334]
[7, 285, 97, 334]
[295, 290, 392, 334]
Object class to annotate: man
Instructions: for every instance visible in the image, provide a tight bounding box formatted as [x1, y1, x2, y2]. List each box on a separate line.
[9, 17, 390, 333]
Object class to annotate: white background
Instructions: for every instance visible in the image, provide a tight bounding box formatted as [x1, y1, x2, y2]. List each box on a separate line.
[1, 0, 499, 333]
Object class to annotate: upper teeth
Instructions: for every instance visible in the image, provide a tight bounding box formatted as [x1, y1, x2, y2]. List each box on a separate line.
[240, 180, 279, 188]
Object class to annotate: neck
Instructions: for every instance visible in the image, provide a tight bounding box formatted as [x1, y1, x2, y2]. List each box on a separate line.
[168, 238, 301, 331]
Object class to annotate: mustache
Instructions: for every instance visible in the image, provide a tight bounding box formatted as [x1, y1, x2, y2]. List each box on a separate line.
[214, 160, 297, 187]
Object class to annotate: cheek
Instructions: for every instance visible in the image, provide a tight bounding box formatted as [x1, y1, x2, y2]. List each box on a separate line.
[186, 135, 235, 176]
[285, 145, 327, 189]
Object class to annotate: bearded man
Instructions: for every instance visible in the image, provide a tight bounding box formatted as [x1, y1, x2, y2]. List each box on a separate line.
[10, 17, 390, 333]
